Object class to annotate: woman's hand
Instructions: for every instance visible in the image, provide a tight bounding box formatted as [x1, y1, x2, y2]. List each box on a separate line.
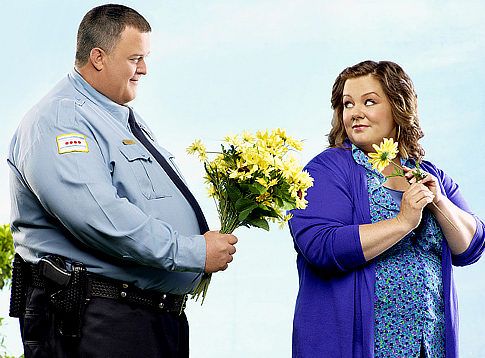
[403, 166, 442, 205]
[396, 182, 435, 230]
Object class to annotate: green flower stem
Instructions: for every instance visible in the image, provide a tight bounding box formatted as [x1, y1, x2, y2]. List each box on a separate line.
[218, 199, 239, 234]
[192, 197, 241, 304]
[387, 161, 458, 231]
[390, 160, 403, 172]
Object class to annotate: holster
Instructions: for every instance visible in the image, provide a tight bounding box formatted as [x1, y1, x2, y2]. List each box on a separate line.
[49, 261, 87, 338]
[9, 254, 88, 338]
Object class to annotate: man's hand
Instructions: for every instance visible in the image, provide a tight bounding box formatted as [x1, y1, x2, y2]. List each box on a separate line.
[203, 231, 238, 273]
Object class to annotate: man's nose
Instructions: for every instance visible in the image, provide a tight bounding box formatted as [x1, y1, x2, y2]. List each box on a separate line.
[137, 59, 147, 75]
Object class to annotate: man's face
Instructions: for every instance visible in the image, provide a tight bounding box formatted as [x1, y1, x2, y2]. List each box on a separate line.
[100, 26, 150, 104]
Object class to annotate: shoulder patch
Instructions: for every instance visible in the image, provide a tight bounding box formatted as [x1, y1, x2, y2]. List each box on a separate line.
[56, 133, 89, 154]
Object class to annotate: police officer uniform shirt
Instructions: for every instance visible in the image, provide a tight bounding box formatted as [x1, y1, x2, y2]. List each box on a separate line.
[8, 69, 206, 294]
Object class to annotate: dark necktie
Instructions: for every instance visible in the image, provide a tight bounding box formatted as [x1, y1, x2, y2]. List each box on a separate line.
[127, 108, 209, 234]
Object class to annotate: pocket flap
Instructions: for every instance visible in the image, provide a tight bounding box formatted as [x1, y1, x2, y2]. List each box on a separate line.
[119, 145, 150, 162]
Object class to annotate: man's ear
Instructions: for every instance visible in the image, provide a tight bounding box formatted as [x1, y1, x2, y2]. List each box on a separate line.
[89, 48, 106, 71]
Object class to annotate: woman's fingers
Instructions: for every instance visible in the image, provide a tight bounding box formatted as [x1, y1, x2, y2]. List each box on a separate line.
[415, 190, 434, 208]
[402, 166, 435, 186]
[404, 183, 434, 208]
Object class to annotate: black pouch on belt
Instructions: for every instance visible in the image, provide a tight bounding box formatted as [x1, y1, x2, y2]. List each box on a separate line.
[9, 253, 28, 318]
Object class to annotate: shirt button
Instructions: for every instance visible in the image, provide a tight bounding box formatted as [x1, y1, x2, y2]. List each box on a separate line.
[121, 291, 127, 298]
[159, 302, 165, 309]
[122, 283, 129, 289]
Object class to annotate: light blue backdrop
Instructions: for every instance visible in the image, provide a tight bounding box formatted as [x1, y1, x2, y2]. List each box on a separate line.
[1, 1, 484, 356]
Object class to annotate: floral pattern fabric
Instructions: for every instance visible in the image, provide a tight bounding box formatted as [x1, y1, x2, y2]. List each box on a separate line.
[352, 145, 445, 358]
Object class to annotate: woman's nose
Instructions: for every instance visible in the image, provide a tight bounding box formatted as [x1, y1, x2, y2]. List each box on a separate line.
[351, 106, 364, 120]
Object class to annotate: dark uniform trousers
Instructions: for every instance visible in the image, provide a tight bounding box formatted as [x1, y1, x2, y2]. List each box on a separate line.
[20, 285, 189, 358]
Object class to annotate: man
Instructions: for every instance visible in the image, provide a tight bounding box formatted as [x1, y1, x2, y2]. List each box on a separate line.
[8, 4, 237, 357]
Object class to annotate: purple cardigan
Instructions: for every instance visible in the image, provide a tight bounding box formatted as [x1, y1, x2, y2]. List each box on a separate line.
[289, 144, 485, 358]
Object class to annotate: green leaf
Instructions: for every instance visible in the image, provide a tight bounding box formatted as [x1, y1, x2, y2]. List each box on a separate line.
[412, 161, 427, 181]
[235, 197, 256, 211]
[274, 196, 283, 208]
[0, 224, 14, 289]
[387, 167, 404, 178]
[238, 204, 258, 221]
[258, 206, 280, 219]
[239, 182, 266, 195]
[281, 200, 296, 211]
[249, 182, 266, 195]
[248, 218, 270, 231]
[226, 185, 242, 202]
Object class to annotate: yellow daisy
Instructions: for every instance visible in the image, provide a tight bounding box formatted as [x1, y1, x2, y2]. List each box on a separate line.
[368, 137, 399, 172]
[186, 139, 207, 161]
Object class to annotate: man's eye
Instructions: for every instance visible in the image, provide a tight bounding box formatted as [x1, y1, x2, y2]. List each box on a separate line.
[343, 101, 354, 109]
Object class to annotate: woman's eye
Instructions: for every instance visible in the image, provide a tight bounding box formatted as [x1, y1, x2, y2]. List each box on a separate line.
[365, 99, 376, 106]
[343, 101, 354, 109]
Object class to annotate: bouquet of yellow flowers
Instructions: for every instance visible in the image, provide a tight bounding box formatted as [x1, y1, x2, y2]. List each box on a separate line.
[187, 129, 313, 302]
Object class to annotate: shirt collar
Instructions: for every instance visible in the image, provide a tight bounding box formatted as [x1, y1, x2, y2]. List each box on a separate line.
[350, 142, 414, 192]
[68, 69, 131, 127]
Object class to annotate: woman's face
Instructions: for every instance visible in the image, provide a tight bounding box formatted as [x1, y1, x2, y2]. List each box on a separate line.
[342, 74, 397, 153]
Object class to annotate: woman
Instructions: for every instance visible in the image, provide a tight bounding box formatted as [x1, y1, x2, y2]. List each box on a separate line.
[289, 60, 485, 357]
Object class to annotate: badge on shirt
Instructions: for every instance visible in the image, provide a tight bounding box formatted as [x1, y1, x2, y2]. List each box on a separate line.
[56, 133, 89, 154]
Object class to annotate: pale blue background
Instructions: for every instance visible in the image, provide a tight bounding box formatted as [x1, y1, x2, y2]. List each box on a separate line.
[1, 1, 484, 357]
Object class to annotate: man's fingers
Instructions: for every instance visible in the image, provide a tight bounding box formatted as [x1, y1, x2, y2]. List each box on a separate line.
[227, 234, 238, 245]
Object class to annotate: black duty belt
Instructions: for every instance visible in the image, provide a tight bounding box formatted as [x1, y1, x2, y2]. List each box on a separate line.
[28, 264, 187, 314]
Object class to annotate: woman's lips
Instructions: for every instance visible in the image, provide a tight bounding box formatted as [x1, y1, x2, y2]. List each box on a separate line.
[352, 125, 369, 131]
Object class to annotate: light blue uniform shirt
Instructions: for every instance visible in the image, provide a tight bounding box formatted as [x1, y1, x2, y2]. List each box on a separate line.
[8, 70, 206, 294]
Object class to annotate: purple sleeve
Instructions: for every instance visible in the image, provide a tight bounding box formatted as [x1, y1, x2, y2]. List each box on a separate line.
[424, 162, 485, 266]
[289, 152, 366, 273]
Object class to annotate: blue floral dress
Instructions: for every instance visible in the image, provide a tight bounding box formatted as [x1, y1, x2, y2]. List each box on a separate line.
[352, 145, 445, 358]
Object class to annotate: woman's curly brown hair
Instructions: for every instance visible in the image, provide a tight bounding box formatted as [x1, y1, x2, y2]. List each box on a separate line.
[328, 60, 425, 160]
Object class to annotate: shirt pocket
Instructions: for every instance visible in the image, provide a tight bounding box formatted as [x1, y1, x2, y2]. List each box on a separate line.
[119, 145, 172, 199]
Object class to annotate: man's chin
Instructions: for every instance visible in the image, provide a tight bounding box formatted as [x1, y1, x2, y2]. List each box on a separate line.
[121, 93, 137, 104]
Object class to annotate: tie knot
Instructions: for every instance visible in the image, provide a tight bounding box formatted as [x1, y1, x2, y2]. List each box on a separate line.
[127, 108, 135, 124]
[127, 108, 139, 133]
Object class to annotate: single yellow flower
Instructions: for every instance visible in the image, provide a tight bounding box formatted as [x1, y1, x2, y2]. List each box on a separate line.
[267, 178, 279, 187]
[241, 131, 255, 143]
[224, 134, 242, 147]
[278, 213, 294, 229]
[186, 139, 207, 161]
[256, 177, 268, 187]
[368, 137, 398, 172]
[367, 137, 458, 232]
[256, 192, 271, 203]
[286, 137, 303, 151]
[207, 184, 217, 198]
[295, 196, 308, 209]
